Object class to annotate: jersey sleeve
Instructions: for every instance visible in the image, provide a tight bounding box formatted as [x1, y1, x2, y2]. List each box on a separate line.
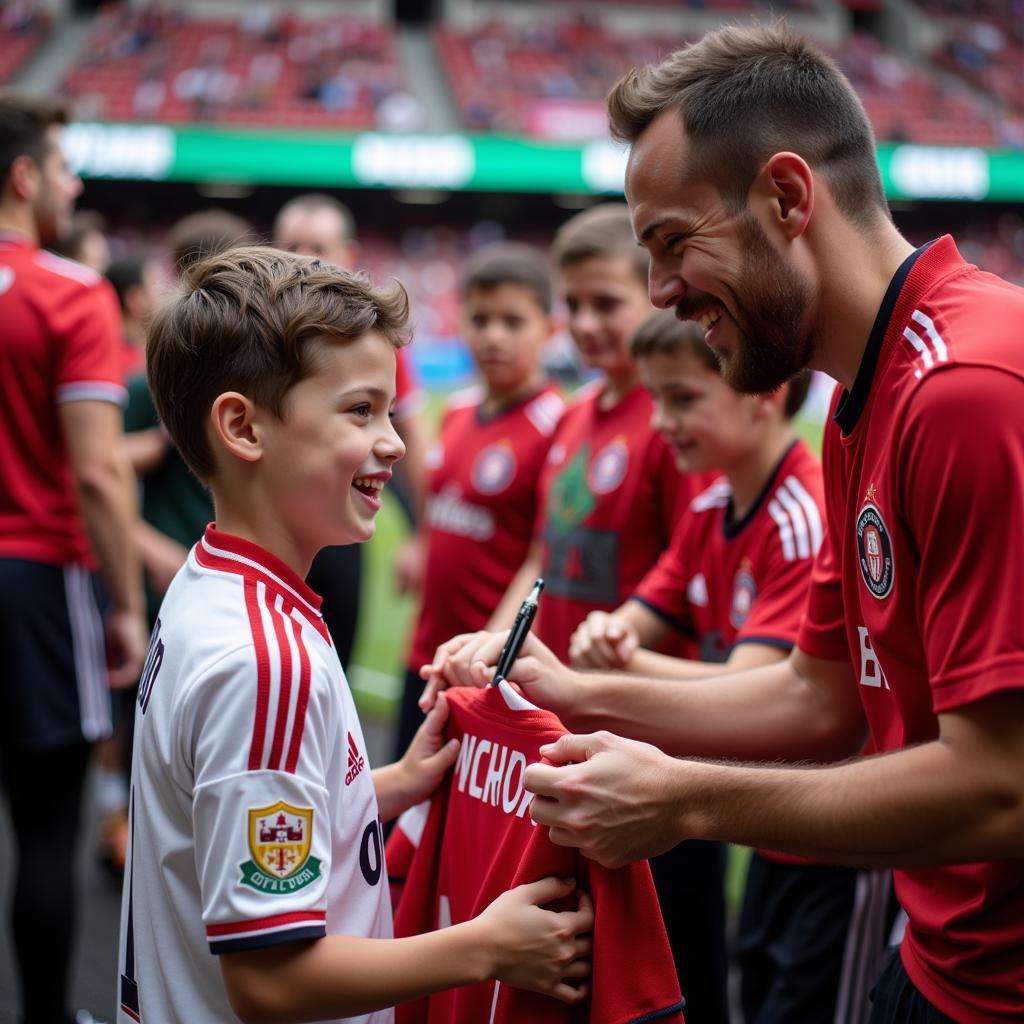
[796, 423, 851, 662]
[736, 516, 819, 652]
[580, 855, 685, 1023]
[899, 365, 1024, 712]
[184, 648, 337, 953]
[631, 514, 695, 636]
[54, 278, 126, 406]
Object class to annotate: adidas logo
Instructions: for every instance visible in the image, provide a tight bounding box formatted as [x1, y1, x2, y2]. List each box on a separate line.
[345, 732, 366, 785]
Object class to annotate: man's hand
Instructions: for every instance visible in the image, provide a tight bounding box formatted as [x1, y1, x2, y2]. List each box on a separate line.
[106, 608, 148, 689]
[569, 611, 638, 670]
[392, 534, 426, 596]
[473, 877, 594, 1003]
[141, 531, 189, 597]
[418, 630, 577, 717]
[526, 732, 688, 868]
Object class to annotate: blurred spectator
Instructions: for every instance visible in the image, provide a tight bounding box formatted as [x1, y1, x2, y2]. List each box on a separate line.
[52, 208, 111, 273]
[167, 207, 254, 275]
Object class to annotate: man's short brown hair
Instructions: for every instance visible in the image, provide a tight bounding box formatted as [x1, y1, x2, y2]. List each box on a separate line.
[552, 203, 649, 285]
[462, 242, 552, 314]
[631, 309, 811, 419]
[147, 245, 410, 481]
[608, 23, 887, 230]
[0, 90, 67, 188]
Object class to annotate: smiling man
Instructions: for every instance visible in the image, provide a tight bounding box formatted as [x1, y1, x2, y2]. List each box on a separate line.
[423, 23, 1024, 1024]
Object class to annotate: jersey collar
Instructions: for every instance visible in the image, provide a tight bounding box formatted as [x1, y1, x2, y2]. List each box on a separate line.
[723, 438, 800, 541]
[194, 524, 328, 639]
[833, 237, 947, 436]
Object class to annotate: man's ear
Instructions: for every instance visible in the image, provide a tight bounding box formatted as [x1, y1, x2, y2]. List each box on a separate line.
[6, 153, 40, 202]
[751, 152, 814, 241]
[210, 392, 262, 465]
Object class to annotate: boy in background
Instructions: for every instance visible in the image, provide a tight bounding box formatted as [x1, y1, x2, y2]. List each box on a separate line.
[118, 246, 593, 1023]
[393, 242, 564, 756]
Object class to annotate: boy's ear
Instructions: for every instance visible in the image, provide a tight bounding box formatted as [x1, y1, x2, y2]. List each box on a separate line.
[210, 392, 262, 464]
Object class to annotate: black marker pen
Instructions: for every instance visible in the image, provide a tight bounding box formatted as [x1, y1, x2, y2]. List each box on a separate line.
[491, 579, 544, 687]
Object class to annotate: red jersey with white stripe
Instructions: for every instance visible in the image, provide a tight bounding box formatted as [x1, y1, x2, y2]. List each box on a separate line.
[118, 525, 391, 1024]
[0, 233, 125, 567]
[634, 439, 823, 662]
[387, 682, 685, 1024]
[798, 237, 1024, 1022]
[409, 385, 564, 668]
[534, 381, 703, 661]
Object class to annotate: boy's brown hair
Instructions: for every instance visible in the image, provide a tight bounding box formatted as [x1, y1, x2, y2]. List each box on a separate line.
[147, 245, 410, 481]
[462, 241, 552, 314]
[552, 203, 649, 285]
[168, 209, 256, 275]
[607, 23, 888, 232]
[631, 309, 811, 419]
[0, 90, 67, 188]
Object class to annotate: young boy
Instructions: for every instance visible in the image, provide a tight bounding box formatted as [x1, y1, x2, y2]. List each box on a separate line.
[570, 311, 888, 1024]
[118, 246, 593, 1024]
[489, 205, 705, 662]
[393, 242, 564, 757]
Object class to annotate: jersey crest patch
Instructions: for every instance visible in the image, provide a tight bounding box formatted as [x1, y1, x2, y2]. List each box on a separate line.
[471, 443, 516, 496]
[730, 563, 757, 628]
[588, 436, 629, 495]
[856, 502, 894, 599]
[240, 802, 322, 894]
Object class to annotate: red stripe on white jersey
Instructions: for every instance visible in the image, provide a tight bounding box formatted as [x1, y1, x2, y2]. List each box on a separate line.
[244, 579, 272, 771]
[206, 909, 326, 939]
[265, 590, 294, 772]
[285, 612, 312, 774]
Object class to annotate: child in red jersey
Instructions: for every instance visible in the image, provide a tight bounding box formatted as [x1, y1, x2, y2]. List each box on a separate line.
[394, 243, 565, 757]
[488, 205, 707, 661]
[571, 311, 890, 1024]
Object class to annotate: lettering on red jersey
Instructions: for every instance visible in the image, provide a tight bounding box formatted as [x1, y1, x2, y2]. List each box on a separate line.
[857, 626, 890, 690]
[453, 733, 535, 821]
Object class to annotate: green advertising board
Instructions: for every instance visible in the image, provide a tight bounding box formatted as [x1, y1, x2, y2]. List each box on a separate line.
[63, 122, 1024, 201]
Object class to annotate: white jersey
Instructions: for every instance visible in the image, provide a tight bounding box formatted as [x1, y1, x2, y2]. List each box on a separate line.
[118, 525, 392, 1024]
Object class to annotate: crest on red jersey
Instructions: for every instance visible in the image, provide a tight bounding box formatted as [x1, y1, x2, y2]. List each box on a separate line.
[471, 443, 516, 495]
[730, 564, 758, 628]
[588, 437, 629, 495]
[856, 502, 894, 599]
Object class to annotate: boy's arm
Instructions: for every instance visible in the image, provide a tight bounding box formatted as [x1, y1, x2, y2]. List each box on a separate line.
[220, 877, 594, 1022]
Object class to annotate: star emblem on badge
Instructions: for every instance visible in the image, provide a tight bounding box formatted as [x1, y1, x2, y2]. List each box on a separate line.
[864, 483, 877, 504]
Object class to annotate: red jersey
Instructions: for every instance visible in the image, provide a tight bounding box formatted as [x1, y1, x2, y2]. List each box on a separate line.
[388, 683, 685, 1024]
[0, 234, 125, 567]
[635, 439, 823, 662]
[534, 381, 702, 661]
[409, 385, 564, 668]
[798, 237, 1024, 1022]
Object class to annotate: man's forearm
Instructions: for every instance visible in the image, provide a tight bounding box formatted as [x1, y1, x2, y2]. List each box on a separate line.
[561, 650, 865, 763]
[679, 715, 1024, 867]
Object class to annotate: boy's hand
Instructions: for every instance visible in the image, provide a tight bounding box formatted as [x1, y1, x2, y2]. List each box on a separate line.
[474, 877, 594, 1002]
[396, 691, 461, 807]
[569, 611, 638, 670]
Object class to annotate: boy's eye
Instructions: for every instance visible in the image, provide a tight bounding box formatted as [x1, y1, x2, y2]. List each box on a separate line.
[351, 403, 371, 418]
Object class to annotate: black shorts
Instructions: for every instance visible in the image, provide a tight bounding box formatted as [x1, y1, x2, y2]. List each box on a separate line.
[0, 558, 111, 752]
[868, 947, 956, 1024]
[738, 852, 895, 1024]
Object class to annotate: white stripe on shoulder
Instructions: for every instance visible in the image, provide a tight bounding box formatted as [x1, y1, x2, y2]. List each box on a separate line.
[903, 308, 949, 379]
[524, 391, 565, 437]
[56, 381, 128, 406]
[396, 800, 431, 847]
[33, 250, 101, 286]
[781, 475, 823, 555]
[689, 477, 732, 513]
[774, 483, 810, 559]
[767, 499, 797, 562]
